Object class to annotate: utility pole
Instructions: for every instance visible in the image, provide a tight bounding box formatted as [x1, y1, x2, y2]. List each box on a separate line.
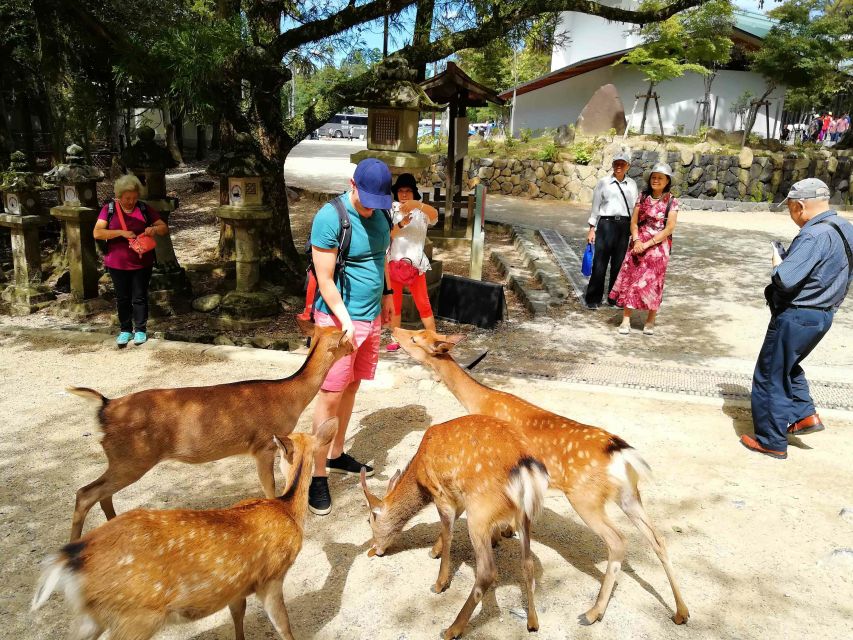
[508, 47, 518, 138]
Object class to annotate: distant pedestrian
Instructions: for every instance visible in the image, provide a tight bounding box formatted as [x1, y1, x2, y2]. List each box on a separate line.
[807, 115, 821, 142]
[609, 163, 679, 335]
[348, 125, 354, 141]
[584, 151, 638, 308]
[837, 114, 850, 142]
[741, 178, 853, 459]
[827, 117, 838, 144]
[93, 175, 168, 348]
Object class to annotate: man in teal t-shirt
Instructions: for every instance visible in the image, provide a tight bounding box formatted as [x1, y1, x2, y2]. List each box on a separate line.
[308, 158, 394, 515]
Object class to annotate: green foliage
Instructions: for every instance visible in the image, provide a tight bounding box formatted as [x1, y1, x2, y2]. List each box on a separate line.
[503, 136, 517, 153]
[537, 142, 559, 162]
[569, 142, 595, 165]
[697, 125, 711, 140]
[757, 0, 851, 91]
[520, 128, 532, 143]
[479, 137, 497, 154]
[616, 0, 733, 86]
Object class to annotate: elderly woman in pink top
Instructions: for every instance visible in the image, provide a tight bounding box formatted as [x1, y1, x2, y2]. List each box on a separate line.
[93, 175, 168, 348]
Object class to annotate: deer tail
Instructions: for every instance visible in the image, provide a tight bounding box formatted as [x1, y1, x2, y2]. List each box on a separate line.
[506, 456, 550, 523]
[31, 555, 69, 611]
[607, 437, 653, 494]
[66, 387, 109, 406]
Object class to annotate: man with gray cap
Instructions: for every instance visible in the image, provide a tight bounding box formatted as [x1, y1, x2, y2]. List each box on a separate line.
[584, 150, 638, 308]
[741, 178, 853, 459]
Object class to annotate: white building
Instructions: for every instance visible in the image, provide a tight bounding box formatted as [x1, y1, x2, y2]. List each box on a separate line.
[501, 6, 786, 137]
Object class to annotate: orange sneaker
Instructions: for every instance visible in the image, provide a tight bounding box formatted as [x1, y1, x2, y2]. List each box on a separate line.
[787, 414, 825, 436]
[740, 434, 787, 459]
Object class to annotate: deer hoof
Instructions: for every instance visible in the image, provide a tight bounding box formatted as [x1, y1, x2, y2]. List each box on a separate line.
[428, 549, 440, 559]
[431, 582, 448, 594]
[673, 611, 690, 625]
[578, 610, 602, 626]
[527, 621, 539, 632]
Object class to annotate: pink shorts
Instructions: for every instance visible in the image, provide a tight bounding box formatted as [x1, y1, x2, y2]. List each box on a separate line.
[313, 311, 382, 392]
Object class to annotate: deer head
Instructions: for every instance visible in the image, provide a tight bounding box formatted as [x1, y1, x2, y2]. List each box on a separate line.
[360, 468, 402, 557]
[273, 417, 338, 477]
[312, 325, 355, 361]
[391, 328, 465, 364]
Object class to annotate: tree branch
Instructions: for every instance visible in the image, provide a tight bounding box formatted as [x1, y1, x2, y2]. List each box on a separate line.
[271, 0, 416, 58]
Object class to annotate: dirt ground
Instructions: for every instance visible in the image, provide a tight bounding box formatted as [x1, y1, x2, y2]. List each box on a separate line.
[2, 329, 851, 640]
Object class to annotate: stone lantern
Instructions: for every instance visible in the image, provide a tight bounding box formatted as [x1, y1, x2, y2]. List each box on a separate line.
[349, 55, 444, 177]
[206, 136, 279, 328]
[122, 126, 191, 312]
[44, 144, 104, 311]
[0, 151, 55, 313]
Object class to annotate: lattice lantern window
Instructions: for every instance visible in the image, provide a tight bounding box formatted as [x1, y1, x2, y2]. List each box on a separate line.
[373, 113, 400, 146]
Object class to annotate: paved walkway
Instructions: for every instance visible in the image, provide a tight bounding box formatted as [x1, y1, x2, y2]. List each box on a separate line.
[284, 140, 853, 408]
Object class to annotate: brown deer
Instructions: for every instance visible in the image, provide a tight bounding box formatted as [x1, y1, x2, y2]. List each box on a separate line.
[32, 418, 338, 640]
[66, 321, 353, 541]
[391, 327, 690, 626]
[361, 414, 549, 640]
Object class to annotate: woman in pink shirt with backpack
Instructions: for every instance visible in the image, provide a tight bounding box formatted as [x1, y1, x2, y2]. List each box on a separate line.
[93, 174, 168, 347]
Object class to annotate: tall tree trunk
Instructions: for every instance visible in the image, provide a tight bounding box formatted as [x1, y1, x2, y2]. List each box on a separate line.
[161, 102, 184, 166]
[639, 81, 655, 135]
[413, 0, 435, 81]
[700, 72, 716, 129]
[0, 93, 12, 166]
[742, 83, 775, 147]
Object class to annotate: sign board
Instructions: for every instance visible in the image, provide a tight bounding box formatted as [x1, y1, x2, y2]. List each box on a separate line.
[228, 177, 263, 206]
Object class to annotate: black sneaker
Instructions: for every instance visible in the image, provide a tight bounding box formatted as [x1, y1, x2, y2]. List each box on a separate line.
[308, 477, 332, 515]
[326, 452, 374, 477]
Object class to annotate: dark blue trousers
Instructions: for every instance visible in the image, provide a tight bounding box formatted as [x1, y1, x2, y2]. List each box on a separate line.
[751, 307, 833, 451]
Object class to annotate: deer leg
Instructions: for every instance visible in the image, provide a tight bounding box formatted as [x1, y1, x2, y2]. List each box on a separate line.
[490, 523, 515, 547]
[70, 615, 103, 640]
[254, 447, 277, 498]
[619, 487, 690, 624]
[229, 598, 247, 640]
[571, 496, 625, 625]
[99, 496, 117, 520]
[257, 579, 294, 640]
[443, 529, 496, 640]
[519, 514, 539, 632]
[71, 463, 152, 541]
[431, 503, 456, 593]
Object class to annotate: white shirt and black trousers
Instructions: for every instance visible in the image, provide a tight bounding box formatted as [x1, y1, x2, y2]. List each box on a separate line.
[752, 210, 853, 453]
[585, 175, 638, 307]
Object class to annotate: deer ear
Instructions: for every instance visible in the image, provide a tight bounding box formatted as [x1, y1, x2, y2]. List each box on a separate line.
[444, 334, 466, 345]
[273, 435, 295, 459]
[296, 316, 316, 336]
[387, 469, 401, 493]
[315, 417, 339, 448]
[361, 468, 383, 510]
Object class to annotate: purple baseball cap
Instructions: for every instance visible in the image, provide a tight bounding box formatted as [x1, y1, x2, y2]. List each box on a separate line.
[353, 158, 393, 209]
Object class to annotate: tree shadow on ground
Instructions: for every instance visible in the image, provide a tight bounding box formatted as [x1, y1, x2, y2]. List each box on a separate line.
[347, 404, 433, 478]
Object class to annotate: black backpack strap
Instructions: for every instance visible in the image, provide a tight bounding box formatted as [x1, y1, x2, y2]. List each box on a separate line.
[105, 199, 151, 226]
[137, 201, 152, 226]
[309, 195, 351, 322]
[613, 180, 632, 217]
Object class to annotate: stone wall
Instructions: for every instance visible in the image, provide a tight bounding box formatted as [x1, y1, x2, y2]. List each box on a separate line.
[423, 147, 853, 207]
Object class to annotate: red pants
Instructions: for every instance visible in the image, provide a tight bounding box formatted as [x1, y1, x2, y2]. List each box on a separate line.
[391, 273, 433, 318]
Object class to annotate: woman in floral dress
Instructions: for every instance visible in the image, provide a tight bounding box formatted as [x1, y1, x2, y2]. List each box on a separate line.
[609, 162, 679, 335]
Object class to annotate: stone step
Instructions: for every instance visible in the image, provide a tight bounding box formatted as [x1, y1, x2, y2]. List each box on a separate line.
[489, 249, 551, 316]
[510, 227, 571, 302]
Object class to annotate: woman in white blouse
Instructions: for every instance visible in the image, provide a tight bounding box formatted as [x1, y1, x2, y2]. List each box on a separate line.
[386, 173, 439, 350]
